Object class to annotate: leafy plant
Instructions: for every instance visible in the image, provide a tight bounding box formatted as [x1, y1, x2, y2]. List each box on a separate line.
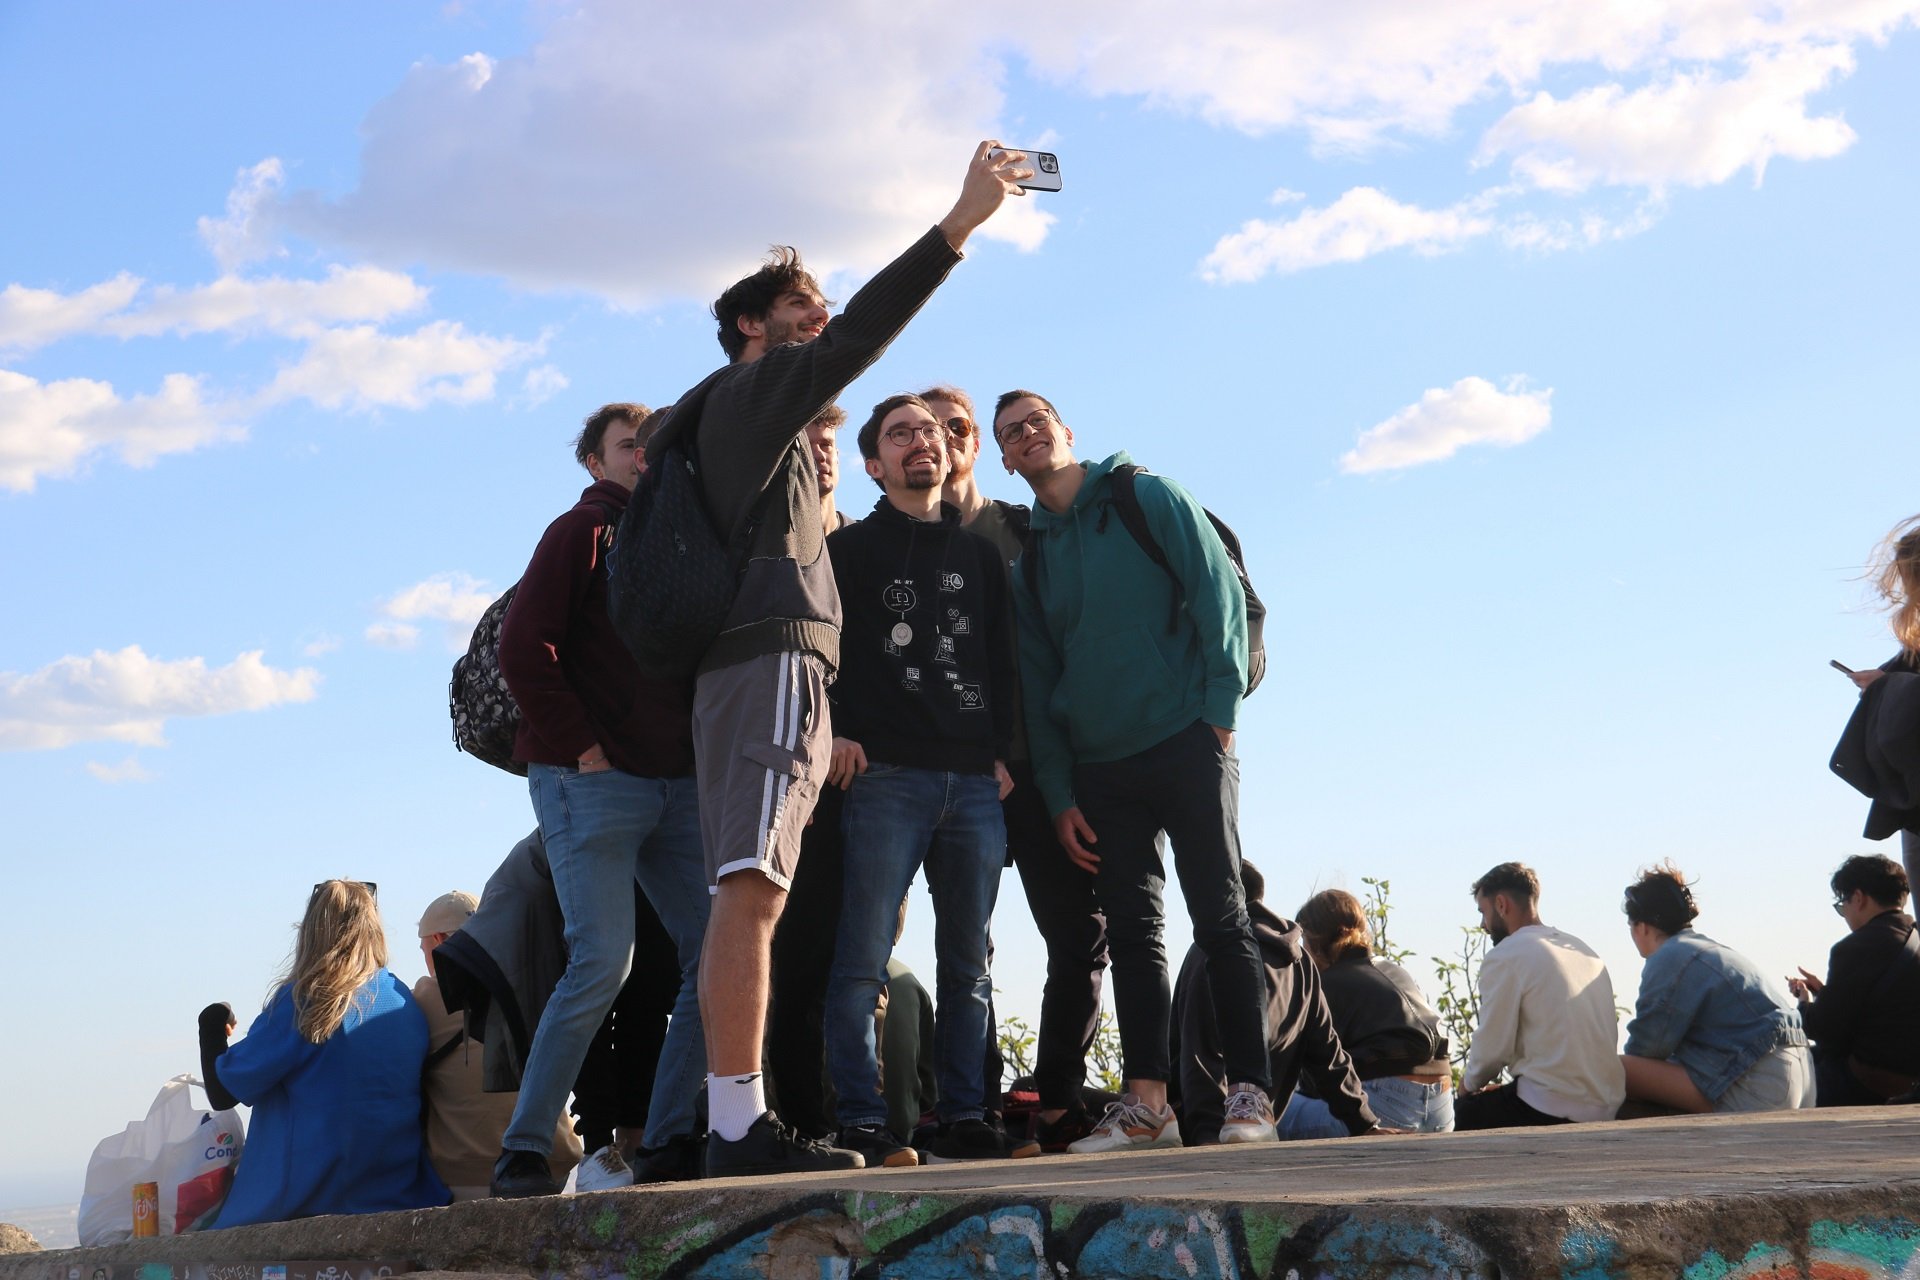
[1086, 1011, 1124, 1094]
[1360, 876, 1416, 966]
[1432, 925, 1489, 1072]
[997, 1013, 1036, 1079]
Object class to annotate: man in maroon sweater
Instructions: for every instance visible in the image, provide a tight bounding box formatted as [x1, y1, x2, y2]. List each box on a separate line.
[490, 403, 709, 1198]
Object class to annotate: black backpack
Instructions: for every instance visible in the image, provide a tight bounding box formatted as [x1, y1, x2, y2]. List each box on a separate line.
[1022, 464, 1266, 695]
[449, 503, 617, 775]
[606, 430, 753, 682]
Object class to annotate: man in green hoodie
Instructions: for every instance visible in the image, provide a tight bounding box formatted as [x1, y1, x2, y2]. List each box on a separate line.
[993, 389, 1277, 1151]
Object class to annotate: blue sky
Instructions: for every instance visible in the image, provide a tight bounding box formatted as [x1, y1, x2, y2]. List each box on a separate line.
[3, 0, 1917, 1216]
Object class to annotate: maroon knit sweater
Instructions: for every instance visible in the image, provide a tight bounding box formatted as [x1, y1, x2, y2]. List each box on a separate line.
[499, 480, 695, 777]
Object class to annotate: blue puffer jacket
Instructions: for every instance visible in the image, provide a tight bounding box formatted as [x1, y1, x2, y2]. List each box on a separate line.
[1624, 930, 1806, 1101]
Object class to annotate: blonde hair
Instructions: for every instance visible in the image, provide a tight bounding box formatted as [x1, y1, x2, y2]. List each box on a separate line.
[1869, 515, 1920, 660]
[1296, 888, 1373, 968]
[276, 880, 388, 1044]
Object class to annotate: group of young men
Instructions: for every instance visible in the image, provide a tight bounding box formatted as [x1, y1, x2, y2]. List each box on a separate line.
[476, 142, 1280, 1195]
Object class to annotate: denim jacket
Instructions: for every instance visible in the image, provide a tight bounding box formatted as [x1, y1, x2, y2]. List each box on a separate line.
[1624, 929, 1806, 1101]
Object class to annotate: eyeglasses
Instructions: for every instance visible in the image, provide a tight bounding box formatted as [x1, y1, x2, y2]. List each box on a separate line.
[1833, 897, 1849, 916]
[995, 408, 1055, 447]
[883, 422, 945, 448]
[942, 416, 975, 440]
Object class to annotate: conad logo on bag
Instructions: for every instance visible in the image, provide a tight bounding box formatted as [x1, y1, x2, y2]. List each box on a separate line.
[204, 1131, 238, 1159]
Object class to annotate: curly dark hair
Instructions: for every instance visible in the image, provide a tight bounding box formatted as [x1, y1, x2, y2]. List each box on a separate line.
[1832, 855, 1909, 910]
[1470, 861, 1540, 906]
[1622, 862, 1700, 936]
[711, 246, 830, 362]
[574, 403, 649, 471]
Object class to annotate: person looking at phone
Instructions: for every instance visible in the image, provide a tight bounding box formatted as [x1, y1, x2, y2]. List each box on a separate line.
[1787, 854, 1920, 1105]
[932, 382, 1109, 1150]
[1836, 515, 1920, 883]
[993, 389, 1275, 1151]
[645, 142, 1032, 1177]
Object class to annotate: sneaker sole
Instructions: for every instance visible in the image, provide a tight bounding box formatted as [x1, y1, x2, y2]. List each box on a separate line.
[706, 1155, 866, 1178]
[880, 1149, 920, 1168]
[1066, 1131, 1181, 1154]
[1008, 1139, 1042, 1159]
[1219, 1126, 1278, 1144]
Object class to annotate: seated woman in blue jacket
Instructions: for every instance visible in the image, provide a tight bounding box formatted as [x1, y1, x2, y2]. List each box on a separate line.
[1620, 865, 1814, 1114]
[197, 880, 449, 1227]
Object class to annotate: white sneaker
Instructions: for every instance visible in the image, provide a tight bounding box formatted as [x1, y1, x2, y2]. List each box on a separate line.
[1066, 1095, 1182, 1153]
[573, 1144, 635, 1193]
[1219, 1083, 1278, 1144]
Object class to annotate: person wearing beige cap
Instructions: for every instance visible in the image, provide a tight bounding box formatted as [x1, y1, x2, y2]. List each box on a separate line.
[415, 892, 581, 1200]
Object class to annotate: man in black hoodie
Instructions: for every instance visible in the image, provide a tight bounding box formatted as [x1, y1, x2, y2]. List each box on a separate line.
[647, 144, 1030, 1177]
[1173, 861, 1379, 1145]
[822, 393, 1026, 1165]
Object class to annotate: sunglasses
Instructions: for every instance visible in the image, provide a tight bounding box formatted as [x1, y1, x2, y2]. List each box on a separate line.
[312, 880, 378, 902]
[942, 415, 975, 440]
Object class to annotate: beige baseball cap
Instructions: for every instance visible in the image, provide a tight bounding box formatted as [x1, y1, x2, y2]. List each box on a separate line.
[418, 890, 478, 939]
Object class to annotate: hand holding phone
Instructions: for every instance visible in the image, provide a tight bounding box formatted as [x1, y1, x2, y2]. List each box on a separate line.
[1831, 659, 1856, 676]
[989, 146, 1062, 192]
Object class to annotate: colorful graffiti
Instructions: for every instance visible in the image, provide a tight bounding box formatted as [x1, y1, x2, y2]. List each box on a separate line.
[512, 1193, 1920, 1280]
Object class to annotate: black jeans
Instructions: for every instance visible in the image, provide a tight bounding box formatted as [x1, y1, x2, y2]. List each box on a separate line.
[1454, 1080, 1572, 1130]
[1074, 719, 1268, 1090]
[1005, 761, 1108, 1110]
[569, 884, 679, 1152]
[768, 784, 847, 1137]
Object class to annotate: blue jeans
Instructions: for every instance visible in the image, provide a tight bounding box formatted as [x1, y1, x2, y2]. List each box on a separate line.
[827, 765, 1004, 1130]
[505, 765, 707, 1154]
[1279, 1077, 1455, 1138]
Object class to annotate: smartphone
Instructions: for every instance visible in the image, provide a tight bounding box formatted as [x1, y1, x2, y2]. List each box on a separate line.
[1831, 659, 1856, 676]
[990, 147, 1062, 193]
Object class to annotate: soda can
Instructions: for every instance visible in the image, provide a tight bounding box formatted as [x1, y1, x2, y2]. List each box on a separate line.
[132, 1181, 159, 1237]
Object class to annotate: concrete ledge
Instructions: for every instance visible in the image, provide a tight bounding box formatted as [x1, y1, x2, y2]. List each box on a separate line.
[12, 1108, 1920, 1278]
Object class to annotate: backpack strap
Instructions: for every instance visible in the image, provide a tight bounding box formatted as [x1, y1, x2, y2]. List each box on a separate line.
[1107, 465, 1183, 635]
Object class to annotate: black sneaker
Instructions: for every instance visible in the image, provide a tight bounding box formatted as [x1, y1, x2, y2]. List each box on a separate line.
[706, 1112, 865, 1179]
[835, 1123, 919, 1168]
[1032, 1109, 1097, 1153]
[635, 1133, 706, 1183]
[490, 1149, 560, 1199]
[928, 1118, 1030, 1163]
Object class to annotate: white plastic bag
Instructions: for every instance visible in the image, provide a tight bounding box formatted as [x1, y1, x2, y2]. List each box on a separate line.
[77, 1074, 246, 1245]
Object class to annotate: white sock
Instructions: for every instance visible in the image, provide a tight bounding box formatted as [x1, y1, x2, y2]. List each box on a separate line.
[708, 1071, 767, 1142]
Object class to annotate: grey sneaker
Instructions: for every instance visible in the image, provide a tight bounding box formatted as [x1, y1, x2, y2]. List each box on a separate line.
[1219, 1083, 1278, 1144]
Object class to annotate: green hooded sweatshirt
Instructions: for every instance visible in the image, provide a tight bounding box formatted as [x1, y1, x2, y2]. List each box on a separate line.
[1013, 451, 1248, 817]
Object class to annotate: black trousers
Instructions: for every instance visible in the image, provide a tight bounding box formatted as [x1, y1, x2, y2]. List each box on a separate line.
[1074, 719, 1269, 1090]
[768, 784, 847, 1137]
[1454, 1080, 1572, 1131]
[1005, 760, 1108, 1110]
[569, 884, 680, 1152]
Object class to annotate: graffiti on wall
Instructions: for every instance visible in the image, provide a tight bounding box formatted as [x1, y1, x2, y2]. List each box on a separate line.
[505, 1188, 1920, 1280]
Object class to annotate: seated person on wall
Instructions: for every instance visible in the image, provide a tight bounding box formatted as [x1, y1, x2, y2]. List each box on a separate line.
[1618, 865, 1815, 1115]
[414, 891, 582, 1201]
[1788, 855, 1920, 1106]
[1173, 861, 1382, 1144]
[1282, 889, 1453, 1137]
[1456, 863, 1625, 1130]
[197, 881, 448, 1227]
[883, 897, 939, 1146]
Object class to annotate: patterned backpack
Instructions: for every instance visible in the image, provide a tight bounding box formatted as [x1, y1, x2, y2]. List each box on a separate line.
[449, 585, 526, 775]
[449, 502, 618, 775]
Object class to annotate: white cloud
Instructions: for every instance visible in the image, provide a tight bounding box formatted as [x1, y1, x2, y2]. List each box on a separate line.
[272, 4, 1055, 303]
[1202, 188, 1496, 282]
[109, 265, 429, 340]
[364, 622, 422, 650]
[259, 321, 538, 411]
[516, 363, 569, 409]
[86, 757, 154, 784]
[1340, 375, 1553, 474]
[199, 158, 289, 271]
[0, 647, 319, 752]
[0, 274, 142, 353]
[369, 572, 497, 651]
[1478, 45, 1860, 193]
[301, 635, 342, 658]
[0, 369, 246, 493]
